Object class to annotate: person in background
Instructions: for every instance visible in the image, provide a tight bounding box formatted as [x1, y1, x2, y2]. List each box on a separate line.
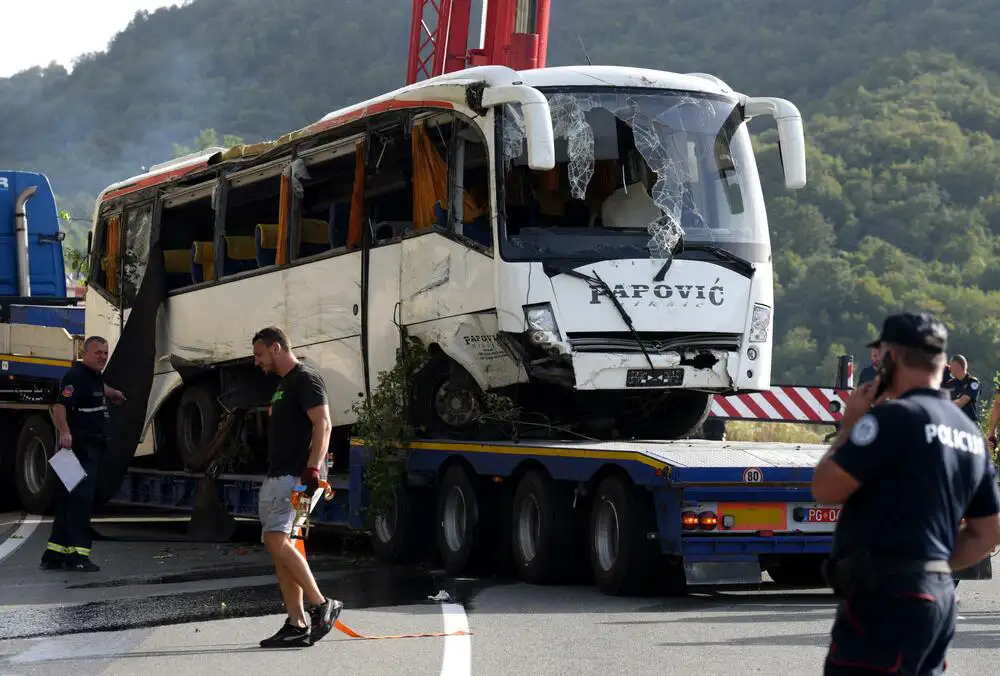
[943, 355, 980, 424]
[856, 346, 882, 387]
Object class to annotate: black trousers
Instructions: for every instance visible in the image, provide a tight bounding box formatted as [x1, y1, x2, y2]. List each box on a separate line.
[824, 572, 957, 675]
[42, 436, 103, 561]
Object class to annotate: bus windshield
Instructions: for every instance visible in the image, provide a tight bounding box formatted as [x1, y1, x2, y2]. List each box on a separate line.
[498, 87, 768, 264]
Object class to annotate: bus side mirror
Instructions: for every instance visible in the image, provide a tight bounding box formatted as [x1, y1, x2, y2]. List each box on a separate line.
[745, 96, 807, 190]
[482, 85, 556, 171]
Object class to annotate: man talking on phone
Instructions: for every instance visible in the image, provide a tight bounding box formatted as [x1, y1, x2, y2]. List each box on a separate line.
[812, 312, 1000, 674]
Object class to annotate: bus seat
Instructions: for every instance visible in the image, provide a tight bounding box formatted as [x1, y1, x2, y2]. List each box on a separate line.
[299, 218, 330, 257]
[222, 235, 258, 276]
[433, 202, 492, 247]
[163, 249, 193, 290]
[191, 241, 216, 283]
[256, 223, 278, 267]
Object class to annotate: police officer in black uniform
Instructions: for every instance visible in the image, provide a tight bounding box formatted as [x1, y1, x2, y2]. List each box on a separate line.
[943, 354, 980, 423]
[856, 346, 881, 387]
[812, 312, 1000, 675]
[39, 336, 125, 572]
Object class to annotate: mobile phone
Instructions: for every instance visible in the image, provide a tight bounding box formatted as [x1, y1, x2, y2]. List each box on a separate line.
[873, 352, 894, 400]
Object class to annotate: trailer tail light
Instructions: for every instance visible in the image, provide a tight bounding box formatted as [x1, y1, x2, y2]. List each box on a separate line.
[681, 511, 699, 530]
[699, 511, 718, 530]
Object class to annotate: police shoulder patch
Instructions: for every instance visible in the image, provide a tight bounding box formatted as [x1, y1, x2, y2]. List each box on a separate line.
[850, 413, 879, 447]
[971, 381, 979, 391]
[61, 384, 74, 398]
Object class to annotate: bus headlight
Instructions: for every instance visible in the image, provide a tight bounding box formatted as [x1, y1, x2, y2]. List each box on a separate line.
[524, 303, 560, 344]
[749, 304, 770, 343]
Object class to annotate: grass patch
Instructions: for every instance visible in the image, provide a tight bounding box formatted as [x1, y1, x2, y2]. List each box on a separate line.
[723, 420, 834, 444]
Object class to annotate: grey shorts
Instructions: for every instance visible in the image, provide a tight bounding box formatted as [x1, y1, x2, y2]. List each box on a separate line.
[258, 475, 307, 542]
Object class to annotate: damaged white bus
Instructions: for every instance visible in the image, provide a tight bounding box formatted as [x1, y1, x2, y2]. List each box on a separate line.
[84, 64, 806, 471]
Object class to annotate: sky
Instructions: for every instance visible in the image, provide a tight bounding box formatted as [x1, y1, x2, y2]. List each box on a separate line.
[0, 0, 184, 78]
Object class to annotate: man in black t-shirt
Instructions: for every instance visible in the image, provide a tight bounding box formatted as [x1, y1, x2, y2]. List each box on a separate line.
[856, 346, 881, 387]
[812, 312, 1000, 674]
[943, 354, 981, 423]
[40, 336, 126, 572]
[251, 326, 343, 649]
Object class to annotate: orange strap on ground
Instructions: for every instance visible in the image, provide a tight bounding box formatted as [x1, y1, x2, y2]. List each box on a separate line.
[334, 618, 472, 641]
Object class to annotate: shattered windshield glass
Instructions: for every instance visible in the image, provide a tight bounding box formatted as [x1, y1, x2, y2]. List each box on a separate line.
[498, 88, 767, 264]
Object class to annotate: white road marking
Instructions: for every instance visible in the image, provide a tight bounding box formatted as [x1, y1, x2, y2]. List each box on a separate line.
[8, 631, 138, 664]
[0, 514, 46, 564]
[439, 602, 471, 676]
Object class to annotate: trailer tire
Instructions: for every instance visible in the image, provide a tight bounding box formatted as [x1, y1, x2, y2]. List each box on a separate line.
[588, 474, 657, 596]
[176, 384, 221, 471]
[511, 469, 574, 584]
[436, 463, 488, 575]
[370, 484, 432, 564]
[15, 414, 58, 514]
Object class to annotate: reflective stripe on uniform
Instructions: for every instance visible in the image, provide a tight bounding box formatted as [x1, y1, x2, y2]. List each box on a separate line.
[71, 546, 91, 556]
[47, 542, 70, 553]
[77, 406, 107, 413]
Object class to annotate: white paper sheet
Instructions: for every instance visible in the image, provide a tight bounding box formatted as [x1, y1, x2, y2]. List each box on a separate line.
[49, 448, 87, 492]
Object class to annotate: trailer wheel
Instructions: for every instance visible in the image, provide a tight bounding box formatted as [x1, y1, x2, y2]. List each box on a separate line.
[511, 469, 575, 584]
[436, 463, 487, 574]
[370, 484, 432, 564]
[15, 414, 58, 514]
[176, 384, 221, 471]
[589, 474, 657, 596]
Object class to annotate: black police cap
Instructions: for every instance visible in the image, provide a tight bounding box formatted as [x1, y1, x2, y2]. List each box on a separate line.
[867, 312, 948, 354]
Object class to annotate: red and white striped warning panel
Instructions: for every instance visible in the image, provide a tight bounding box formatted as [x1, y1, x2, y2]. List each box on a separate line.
[710, 387, 850, 423]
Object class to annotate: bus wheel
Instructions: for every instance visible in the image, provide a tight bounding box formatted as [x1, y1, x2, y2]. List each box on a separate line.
[511, 469, 574, 584]
[617, 391, 713, 440]
[176, 384, 221, 471]
[435, 463, 488, 574]
[370, 483, 432, 564]
[412, 356, 482, 437]
[15, 414, 58, 514]
[589, 474, 657, 596]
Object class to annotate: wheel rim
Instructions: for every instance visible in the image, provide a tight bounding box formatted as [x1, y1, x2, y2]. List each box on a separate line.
[443, 485, 467, 552]
[594, 498, 620, 572]
[434, 381, 479, 428]
[516, 494, 541, 563]
[374, 491, 398, 544]
[24, 436, 48, 495]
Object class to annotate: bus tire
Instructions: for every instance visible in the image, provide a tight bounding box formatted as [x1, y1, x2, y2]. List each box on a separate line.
[511, 469, 574, 584]
[14, 414, 58, 514]
[412, 356, 483, 438]
[435, 463, 488, 575]
[176, 384, 221, 471]
[589, 474, 657, 596]
[370, 483, 431, 564]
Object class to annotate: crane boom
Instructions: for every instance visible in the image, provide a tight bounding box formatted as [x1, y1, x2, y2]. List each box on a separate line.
[406, 0, 551, 85]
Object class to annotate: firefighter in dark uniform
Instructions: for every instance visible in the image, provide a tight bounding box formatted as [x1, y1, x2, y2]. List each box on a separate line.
[812, 312, 1000, 675]
[39, 336, 125, 572]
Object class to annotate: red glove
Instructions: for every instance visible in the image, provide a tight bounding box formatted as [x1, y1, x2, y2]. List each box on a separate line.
[300, 466, 321, 493]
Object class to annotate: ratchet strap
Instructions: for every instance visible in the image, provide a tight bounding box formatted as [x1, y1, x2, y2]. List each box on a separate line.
[334, 618, 471, 640]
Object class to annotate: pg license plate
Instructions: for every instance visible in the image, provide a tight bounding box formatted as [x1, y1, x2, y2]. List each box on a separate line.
[625, 368, 684, 388]
[792, 506, 841, 523]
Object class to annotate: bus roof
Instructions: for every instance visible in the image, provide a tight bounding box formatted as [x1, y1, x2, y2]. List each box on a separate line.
[95, 64, 737, 206]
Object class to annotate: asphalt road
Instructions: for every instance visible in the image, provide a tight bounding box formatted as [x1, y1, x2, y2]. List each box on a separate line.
[1, 511, 1000, 675]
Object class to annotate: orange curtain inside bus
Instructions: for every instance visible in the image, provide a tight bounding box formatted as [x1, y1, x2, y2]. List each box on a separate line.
[411, 122, 483, 231]
[103, 215, 121, 297]
[347, 138, 366, 250]
[276, 173, 291, 265]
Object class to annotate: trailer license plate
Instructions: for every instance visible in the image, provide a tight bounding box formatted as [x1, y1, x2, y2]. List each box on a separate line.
[625, 368, 684, 388]
[794, 506, 841, 523]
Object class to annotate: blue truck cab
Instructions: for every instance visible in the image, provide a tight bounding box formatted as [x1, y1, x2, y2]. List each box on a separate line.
[0, 171, 69, 298]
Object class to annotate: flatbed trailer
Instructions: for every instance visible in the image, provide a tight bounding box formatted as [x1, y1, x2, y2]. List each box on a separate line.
[109, 436, 838, 595]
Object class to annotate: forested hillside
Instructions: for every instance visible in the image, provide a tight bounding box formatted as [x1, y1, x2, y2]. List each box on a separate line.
[4, 0, 1000, 390]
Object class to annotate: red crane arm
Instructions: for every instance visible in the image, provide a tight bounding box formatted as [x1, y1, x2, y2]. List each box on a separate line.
[406, 0, 551, 85]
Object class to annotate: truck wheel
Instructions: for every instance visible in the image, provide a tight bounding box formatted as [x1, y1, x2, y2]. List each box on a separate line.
[412, 356, 483, 438]
[15, 414, 58, 514]
[370, 483, 432, 564]
[589, 474, 657, 596]
[511, 469, 574, 584]
[435, 463, 488, 574]
[176, 384, 221, 471]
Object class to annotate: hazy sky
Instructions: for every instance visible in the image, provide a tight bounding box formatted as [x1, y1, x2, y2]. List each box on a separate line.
[0, 0, 184, 78]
